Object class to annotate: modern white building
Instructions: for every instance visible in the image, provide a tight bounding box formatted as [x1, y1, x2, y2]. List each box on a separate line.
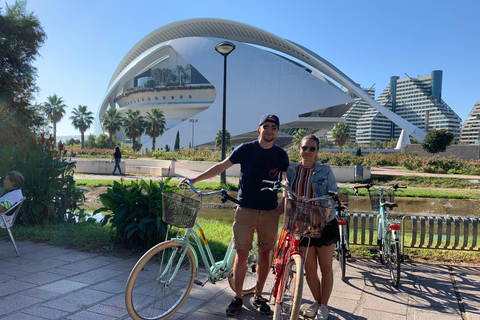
[353, 71, 461, 144]
[96, 18, 426, 149]
[460, 101, 480, 144]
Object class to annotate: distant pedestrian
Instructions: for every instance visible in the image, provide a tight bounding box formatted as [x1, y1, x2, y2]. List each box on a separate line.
[111, 146, 122, 175]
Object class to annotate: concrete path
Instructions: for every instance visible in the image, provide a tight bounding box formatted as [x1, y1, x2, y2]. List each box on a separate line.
[1, 241, 479, 319]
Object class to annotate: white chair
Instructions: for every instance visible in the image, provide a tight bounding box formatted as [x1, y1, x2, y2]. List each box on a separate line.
[0, 196, 26, 256]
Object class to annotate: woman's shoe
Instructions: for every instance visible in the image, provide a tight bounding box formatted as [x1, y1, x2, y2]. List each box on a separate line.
[315, 304, 329, 320]
[303, 301, 319, 318]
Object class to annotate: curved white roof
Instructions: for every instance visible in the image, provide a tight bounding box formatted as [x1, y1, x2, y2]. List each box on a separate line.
[100, 18, 426, 143]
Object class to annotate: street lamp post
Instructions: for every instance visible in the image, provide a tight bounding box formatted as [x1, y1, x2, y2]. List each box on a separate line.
[189, 119, 198, 147]
[215, 41, 236, 185]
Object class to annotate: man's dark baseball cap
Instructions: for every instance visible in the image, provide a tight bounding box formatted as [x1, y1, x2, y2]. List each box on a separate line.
[259, 114, 280, 127]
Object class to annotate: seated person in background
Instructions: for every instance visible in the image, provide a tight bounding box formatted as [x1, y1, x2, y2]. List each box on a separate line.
[0, 171, 25, 228]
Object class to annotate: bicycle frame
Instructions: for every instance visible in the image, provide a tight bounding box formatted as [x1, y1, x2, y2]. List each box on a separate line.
[167, 220, 237, 285]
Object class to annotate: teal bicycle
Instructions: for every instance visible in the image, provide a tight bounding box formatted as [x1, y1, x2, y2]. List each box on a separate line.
[353, 184, 406, 287]
[125, 180, 258, 320]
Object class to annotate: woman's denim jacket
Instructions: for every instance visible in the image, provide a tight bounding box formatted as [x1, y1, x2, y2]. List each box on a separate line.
[286, 162, 338, 221]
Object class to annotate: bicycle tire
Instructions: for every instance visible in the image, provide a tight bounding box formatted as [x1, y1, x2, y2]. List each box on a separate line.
[227, 241, 258, 295]
[379, 238, 385, 264]
[272, 254, 303, 320]
[125, 241, 196, 320]
[387, 232, 401, 287]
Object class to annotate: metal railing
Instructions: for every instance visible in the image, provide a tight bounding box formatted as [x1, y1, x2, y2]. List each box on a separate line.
[344, 213, 480, 252]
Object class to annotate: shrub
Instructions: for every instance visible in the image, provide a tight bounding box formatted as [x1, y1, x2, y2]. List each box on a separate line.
[95, 178, 177, 248]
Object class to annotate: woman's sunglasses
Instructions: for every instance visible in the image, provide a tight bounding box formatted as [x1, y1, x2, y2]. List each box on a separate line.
[301, 146, 317, 152]
[262, 124, 278, 130]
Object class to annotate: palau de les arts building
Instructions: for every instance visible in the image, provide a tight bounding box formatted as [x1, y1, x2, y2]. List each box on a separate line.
[97, 18, 475, 150]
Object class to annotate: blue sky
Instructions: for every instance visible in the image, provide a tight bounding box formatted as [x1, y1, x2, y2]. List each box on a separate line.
[7, 0, 480, 138]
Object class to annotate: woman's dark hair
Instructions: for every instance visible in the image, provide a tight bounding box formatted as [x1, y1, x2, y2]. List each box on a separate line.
[115, 146, 120, 152]
[6, 171, 24, 189]
[301, 134, 320, 148]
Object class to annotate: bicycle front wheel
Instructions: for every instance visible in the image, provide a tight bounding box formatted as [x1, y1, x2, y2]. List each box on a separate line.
[227, 240, 258, 295]
[125, 241, 196, 320]
[272, 254, 303, 320]
[386, 231, 401, 287]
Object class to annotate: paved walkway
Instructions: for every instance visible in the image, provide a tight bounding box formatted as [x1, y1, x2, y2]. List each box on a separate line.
[1, 241, 479, 319]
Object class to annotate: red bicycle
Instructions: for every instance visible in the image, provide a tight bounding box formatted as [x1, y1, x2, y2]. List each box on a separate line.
[262, 180, 336, 320]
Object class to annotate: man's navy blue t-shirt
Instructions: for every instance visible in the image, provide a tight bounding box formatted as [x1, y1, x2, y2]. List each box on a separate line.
[229, 141, 289, 210]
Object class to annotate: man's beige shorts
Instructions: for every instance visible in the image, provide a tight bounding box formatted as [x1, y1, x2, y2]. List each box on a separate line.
[233, 206, 280, 251]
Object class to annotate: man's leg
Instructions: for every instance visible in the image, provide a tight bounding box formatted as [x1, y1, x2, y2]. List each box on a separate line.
[255, 247, 271, 296]
[234, 249, 249, 298]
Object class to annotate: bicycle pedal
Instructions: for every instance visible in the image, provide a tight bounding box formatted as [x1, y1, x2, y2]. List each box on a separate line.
[194, 279, 206, 286]
[369, 249, 378, 254]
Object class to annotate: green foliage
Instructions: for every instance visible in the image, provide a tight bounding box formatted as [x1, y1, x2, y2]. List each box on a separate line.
[292, 129, 309, 147]
[69, 105, 94, 149]
[123, 109, 146, 150]
[331, 122, 350, 151]
[0, 0, 47, 148]
[421, 129, 454, 154]
[95, 178, 177, 248]
[0, 134, 82, 225]
[174, 130, 180, 151]
[214, 130, 232, 151]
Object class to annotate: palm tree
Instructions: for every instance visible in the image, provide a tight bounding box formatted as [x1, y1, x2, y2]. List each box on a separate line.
[43, 94, 67, 143]
[101, 108, 123, 148]
[292, 129, 309, 147]
[331, 122, 350, 152]
[69, 105, 94, 149]
[145, 109, 166, 150]
[123, 109, 146, 150]
[174, 65, 184, 84]
[215, 130, 231, 151]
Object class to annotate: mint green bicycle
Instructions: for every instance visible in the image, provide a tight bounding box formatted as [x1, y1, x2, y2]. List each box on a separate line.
[125, 181, 258, 320]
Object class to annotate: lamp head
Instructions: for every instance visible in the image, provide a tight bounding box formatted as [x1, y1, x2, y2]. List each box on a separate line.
[215, 41, 236, 57]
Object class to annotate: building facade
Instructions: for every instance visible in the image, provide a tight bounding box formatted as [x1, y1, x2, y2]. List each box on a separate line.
[96, 18, 427, 150]
[460, 101, 480, 144]
[349, 71, 462, 144]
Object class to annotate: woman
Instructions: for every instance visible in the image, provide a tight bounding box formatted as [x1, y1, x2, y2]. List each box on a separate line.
[286, 135, 340, 320]
[0, 171, 25, 228]
[111, 146, 122, 175]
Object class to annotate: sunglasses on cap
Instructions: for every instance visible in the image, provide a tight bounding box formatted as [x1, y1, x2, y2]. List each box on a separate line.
[262, 124, 278, 130]
[301, 146, 317, 152]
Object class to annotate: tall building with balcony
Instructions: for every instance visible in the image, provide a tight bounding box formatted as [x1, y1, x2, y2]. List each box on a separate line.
[355, 71, 462, 144]
[460, 101, 480, 144]
[340, 86, 375, 142]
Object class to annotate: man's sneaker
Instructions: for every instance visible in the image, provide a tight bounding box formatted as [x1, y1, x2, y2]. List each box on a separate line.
[226, 297, 243, 316]
[315, 304, 329, 320]
[250, 295, 271, 314]
[303, 301, 319, 317]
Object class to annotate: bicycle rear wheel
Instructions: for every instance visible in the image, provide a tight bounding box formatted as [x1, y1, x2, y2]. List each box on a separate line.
[125, 241, 196, 320]
[386, 231, 401, 287]
[272, 254, 303, 320]
[227, 241, 258, 295]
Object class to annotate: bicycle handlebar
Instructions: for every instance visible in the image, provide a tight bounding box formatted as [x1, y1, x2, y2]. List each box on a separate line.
[180, 179, 240, 205]
[353, 183, 407, 195]
[261, 180, 346, 210]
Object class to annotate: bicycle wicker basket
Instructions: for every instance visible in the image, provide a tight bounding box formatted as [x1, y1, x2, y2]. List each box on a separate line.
[284, 198, 333, 238]
[162, 192, 201, 228]
[368, 191, 395, 211]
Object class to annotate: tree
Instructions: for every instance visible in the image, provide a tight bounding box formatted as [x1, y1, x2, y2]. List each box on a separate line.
[292, 129, 309, 147]
[70, 105, 94, 149]
[215, 130, 231, 151]
[43, 94, 67, 143]
[174, 130, 180, 151]
[145, 109, 166, 151]
[174, 65, 184, 85]
[331, 122, 350, 152]
[123, 109, 145, 151]
[101, 108, 123, 149]
[84, 134, 96, 149]
[421, 129, 454, 154]
[0, 0, 46, 148]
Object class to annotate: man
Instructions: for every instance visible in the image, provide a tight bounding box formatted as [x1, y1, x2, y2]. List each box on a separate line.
[181, 114, 289, 316]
